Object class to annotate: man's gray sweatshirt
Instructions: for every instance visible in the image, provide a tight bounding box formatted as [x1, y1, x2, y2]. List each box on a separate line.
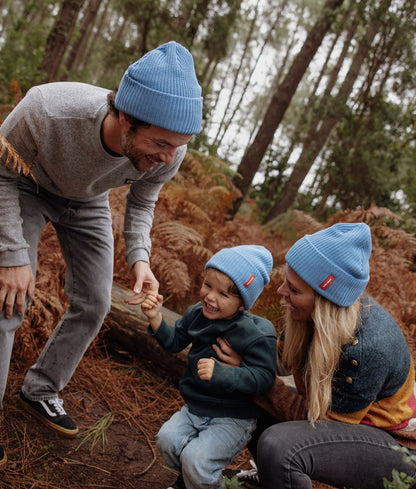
[0, 82, 186, 268]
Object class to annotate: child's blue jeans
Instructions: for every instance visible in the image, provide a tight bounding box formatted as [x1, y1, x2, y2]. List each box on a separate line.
[156, 405, 256, 489]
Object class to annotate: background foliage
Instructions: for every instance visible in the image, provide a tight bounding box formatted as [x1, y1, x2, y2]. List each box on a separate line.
[1, 0, 415, 225]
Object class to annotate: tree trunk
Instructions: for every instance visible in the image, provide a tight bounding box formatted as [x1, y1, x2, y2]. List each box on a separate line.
[239, 17, 298, 159]
[263, 9, 357, 221]
[62, 0, 103, 78]
[40, 0, 85, 82]
[180, 0, 212, 46]
[265, 2, 387, 220]
[227, 0, 344, 218]
[77, 0, 111, 72]
[220, 2, 287, 155]
[212, 0, 260, 147]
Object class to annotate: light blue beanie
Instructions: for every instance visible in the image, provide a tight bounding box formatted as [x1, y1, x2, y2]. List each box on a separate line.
[205, 245, 273, 310]
[115, 41, 203, 134]
[286, 223, 372, 307]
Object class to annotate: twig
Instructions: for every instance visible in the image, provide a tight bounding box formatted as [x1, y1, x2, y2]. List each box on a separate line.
[60, 457, 112, 475]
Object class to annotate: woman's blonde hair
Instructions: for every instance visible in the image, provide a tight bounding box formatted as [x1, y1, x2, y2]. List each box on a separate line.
[282, 293, 360, 424]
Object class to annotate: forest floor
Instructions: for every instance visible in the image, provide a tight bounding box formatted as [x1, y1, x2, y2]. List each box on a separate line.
[1, 336, 331, 489]
[1, 333, 264, 489]
[1, 339, 186, 489]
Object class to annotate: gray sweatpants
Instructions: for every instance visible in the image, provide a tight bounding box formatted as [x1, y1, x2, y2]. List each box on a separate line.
[0, 178, 113, 407]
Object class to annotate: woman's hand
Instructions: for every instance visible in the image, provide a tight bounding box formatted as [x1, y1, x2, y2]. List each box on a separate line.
[212, 337, 242, 367]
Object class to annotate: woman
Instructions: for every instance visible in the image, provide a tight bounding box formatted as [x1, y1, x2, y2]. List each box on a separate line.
[218, 223, 416, 489]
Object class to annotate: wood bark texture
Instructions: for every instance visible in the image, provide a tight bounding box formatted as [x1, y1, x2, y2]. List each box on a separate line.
[107, 282, 187, 382]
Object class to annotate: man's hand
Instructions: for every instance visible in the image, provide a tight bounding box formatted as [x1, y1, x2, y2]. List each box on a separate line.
[124, 261, 159, 305]
[197, 358, 215, 381]
[0, 264, 35, 318]
[212, 337, 242, 367]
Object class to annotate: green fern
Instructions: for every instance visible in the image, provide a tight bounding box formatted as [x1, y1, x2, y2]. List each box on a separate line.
[383, 469, 415, 489]
[221, 475, 244, 488]
[383, 446, 416, 489]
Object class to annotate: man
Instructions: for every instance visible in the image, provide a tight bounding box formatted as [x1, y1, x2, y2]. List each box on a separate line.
[0, 41, 203, 469]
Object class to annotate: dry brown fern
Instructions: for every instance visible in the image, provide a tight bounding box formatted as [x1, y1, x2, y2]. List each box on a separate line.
[264, 210, 324, 245]
[328, 203, 400, 226]
[207, 213, 283, 254]
[180, 151, 241, 194]
[372, 222, 416, 266]
[12, 222, 68, 364]
[0, 79, 22, 119]
[202, 185, 238, 219]
[157, 186, 213, 226]
[150, 222, 214, 310]
[151, 221, 204, 249]
[110, 186, 132, 288]
[177, 150, 241, 209]
[149, 248, 192, 303]
[0, 133, 37, 183]
[157, 180, 235, 229]
[15, 289, 66, 365]
[9, 79, 22, 103]
[368, 234, 416, 327]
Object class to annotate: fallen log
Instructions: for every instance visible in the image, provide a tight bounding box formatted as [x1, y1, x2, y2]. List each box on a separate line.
[107, 282, 188, 382]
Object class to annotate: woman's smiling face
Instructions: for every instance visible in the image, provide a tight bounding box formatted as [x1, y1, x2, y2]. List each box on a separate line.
[277, 264, 315, 321]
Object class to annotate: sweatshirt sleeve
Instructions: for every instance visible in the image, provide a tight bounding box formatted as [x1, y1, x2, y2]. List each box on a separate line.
[147, 306, 193, 353]
[123, 145, 186, 268]
[0, 93, 39, 267]
[209, 332, 277, 395]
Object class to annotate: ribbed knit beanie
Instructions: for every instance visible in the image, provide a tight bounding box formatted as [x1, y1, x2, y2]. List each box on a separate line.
[205, 245, 273, 310]
[115, 41, 203, 134]
[286, 223, 371, 307]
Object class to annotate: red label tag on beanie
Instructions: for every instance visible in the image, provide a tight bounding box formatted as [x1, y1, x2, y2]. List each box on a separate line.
[319, 275, 335, 290]
[244, 274, 255, 288]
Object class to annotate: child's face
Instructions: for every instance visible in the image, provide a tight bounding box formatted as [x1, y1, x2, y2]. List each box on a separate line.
[200, 268, 244, 321]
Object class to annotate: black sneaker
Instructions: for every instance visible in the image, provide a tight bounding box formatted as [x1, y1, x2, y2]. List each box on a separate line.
[223, 460, 261, 488]
[19, 391, 79, 438]
[0, 445, 7, 470]
[167, 474, 186, 489]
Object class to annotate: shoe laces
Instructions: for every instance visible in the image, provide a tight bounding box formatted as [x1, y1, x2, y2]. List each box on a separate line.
[48, 398, 67, 416]
[237, 460, 259, 483]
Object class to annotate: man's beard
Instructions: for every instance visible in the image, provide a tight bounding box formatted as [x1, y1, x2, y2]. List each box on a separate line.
[121, 131, 160, 172]
[121, 131, 145, 171]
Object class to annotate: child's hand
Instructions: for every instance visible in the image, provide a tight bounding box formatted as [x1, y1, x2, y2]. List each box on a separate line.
[141, 291, 163, 320]
[197, 358, 215, 381]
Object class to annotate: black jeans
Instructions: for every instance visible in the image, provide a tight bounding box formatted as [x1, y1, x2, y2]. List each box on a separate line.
[256, 419, 416, 489]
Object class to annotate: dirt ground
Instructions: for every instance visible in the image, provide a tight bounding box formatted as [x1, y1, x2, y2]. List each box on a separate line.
[0, 336, 256, 489]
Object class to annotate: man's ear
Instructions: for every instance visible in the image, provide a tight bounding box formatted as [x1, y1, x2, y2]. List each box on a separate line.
[118, 111, 130, 128]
